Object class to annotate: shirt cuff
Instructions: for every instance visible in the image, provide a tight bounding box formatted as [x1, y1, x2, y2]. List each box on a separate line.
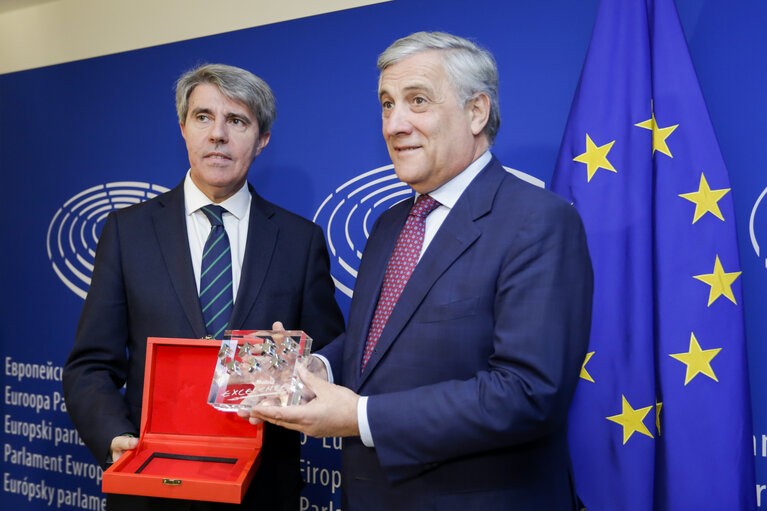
[358, 396, 374, 447]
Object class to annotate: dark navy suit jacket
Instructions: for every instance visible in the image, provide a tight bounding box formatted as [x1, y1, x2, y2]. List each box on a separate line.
[63, 181, 344, 511]
[321, 157, 593, 511]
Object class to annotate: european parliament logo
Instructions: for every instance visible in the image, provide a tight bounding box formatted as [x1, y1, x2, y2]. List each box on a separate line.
[46, 182, 170, 299]
[313, 164, 544, 298]
[749, 184, 767, 269]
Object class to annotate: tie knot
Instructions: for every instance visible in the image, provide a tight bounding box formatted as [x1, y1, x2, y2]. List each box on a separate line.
[201, 205, 227, 227]
[410, 195, 439, 219]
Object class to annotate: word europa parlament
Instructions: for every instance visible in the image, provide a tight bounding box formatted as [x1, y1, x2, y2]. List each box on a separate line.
[5, 357, 63, 383]
[5, 356, 68, 414]
[3, 473, 106, 510]
[300, 434, 342, 511]
[4, 386, 66, 414]
[4, 357, 106, 509]
[4, 357, 81, 445]
[5, 415, 85, 446]
[4, 444, 102, 483]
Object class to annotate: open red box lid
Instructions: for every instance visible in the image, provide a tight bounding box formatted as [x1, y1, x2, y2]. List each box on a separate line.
[102, 337, 264, 503]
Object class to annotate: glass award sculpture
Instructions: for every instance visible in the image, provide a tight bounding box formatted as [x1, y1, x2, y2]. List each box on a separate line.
[207, 330, 312, 412]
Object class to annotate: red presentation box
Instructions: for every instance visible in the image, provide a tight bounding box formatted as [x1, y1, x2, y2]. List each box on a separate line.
[102, 337, 264, 503]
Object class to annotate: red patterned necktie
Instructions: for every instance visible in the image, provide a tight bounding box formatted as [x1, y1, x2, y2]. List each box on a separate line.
[361, 194, 440, 371]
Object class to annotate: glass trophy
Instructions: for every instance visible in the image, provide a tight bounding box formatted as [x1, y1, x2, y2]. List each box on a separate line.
[207, 330, 312, 412]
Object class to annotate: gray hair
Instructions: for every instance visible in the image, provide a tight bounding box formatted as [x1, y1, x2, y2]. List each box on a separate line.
[377, 31, 500, 145]
[175, 63, 276, 136]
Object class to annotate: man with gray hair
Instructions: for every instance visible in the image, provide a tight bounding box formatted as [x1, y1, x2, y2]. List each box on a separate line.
[244, 32, 593, 510]
[64, 63, 344, 511]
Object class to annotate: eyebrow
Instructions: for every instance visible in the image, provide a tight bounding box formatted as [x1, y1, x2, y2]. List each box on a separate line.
[190, 106, 212, 116]
[379, 83, 434, 100]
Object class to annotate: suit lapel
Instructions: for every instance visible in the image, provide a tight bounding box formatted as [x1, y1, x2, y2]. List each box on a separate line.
[152, 182, 208, 338]
[346, 200, 411, 388]
[358, 158, 504, 384]
[228, 186, 278, 329]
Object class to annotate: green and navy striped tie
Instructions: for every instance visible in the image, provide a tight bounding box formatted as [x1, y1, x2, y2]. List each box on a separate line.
[199, 205, 233, 339]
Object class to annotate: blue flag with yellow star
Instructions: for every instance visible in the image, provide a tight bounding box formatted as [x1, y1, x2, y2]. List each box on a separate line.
[551, 0, 755, 509]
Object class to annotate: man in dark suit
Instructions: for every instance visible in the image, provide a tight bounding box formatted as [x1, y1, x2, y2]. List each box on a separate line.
[62, 64, 344, 511]
[242, 33, 594, 510]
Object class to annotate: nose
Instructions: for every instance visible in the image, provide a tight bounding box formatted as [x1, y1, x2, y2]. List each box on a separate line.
[383, 104, 412, 138]
[209, 118, 228, 144]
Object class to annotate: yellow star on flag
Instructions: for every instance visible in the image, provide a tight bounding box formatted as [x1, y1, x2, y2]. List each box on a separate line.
[580, 351, 595, 382]
[679, 173, 730, 223]
[573, 134, 617, 182]
[606, 395, 654, 445]
[693, 255, 742, 306]
[669, 332, 722, 385]
[655, 401, 662, 436]
[635, 111, 679, 157]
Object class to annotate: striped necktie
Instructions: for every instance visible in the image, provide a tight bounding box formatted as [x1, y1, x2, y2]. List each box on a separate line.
[361, 194, 440, 370]
[199, 205, 233, 339]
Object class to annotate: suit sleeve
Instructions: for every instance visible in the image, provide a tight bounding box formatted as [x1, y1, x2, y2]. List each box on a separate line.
[297, 224, 345, 350]
[62, 212, 137, 467]
[367, 200, 594, 482]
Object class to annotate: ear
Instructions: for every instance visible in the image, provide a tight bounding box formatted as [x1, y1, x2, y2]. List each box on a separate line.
[468, 93, 491, 136]
[254, 132, 271, 156]
[179, 121, 187, 140]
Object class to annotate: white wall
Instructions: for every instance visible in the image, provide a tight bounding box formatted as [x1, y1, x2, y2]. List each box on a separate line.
[0, 0, 388, 74]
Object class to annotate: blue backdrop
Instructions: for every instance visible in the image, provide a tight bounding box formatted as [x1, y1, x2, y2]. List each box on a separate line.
[2, 0, 767, 509]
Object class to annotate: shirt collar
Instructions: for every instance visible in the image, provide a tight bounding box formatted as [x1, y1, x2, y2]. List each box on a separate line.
[183, 171, 251, 220]
[417, 150, 492, 209]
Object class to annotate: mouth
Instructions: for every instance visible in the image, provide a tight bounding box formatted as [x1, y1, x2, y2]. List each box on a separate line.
[393, 145, 421, 153]
[204, 152, 232, 160]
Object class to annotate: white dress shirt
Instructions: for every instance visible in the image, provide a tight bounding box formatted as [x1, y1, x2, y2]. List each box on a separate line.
[183, 172, 251, 302]
[340, 151, 492, 447]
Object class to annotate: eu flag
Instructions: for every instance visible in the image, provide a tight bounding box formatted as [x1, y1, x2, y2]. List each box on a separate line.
[551, 0, 756, 509]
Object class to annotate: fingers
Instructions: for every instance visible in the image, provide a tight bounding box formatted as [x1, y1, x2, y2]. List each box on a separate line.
[110, 435, 138, 462]
[305, 355, 329, 382]
[296, 364, 329, 402]
[236, 407, 263, 424]
[297, 364, 317, 384]
[253, 404, 300, 422]
[234, 375, 361, 438]
[249, 402, 309, 430]
[236, 393, 283, 423]
[111, 435, 138, 451]
[271, 321, 286, 332]
[235, 363, 320, 423]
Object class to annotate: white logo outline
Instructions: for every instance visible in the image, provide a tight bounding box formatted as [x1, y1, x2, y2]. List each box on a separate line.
[46, 181, 170, 299]
[749, 185, 767, 269]
[313, 164, 544, 298]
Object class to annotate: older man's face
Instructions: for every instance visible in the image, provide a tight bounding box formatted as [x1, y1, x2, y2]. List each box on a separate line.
[379, 50, 487, 194]
[180, 83, 269, 203]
